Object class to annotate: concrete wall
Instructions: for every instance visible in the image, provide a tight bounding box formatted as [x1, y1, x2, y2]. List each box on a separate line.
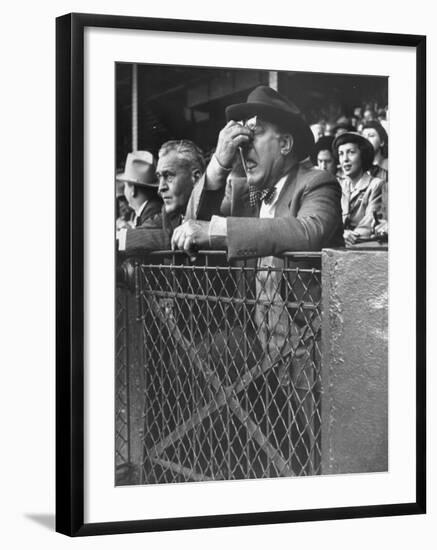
[321, 248, 388, 474]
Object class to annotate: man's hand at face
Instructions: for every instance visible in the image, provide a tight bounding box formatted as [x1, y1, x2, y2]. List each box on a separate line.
[215, 120, 253, 169]
[171, 220, 211, 261]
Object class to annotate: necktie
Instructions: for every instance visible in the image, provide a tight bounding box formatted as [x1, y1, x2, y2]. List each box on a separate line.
[249, 185, 277, 208]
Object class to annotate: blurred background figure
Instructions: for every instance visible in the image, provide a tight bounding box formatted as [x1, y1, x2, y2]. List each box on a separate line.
[362, 107, 376, 123]
[310, 122, 325, 143]
[333, 132, 383, 246]
[116, 150, 162, 228]
[310, 135, 337, 176]
[361, 121, 388, 182]
[115, 195, 134, 230]
[353, 106, 363, 120]
[334, 116, 353, 138]
[377, 108, 387, 122]
[361, 121, 389, 234]
[324, 121, 335, 137]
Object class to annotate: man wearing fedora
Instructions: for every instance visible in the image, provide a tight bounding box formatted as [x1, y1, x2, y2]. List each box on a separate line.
[116, 150, 162, 244]
[172, 85, 344, 475]
[117, 140, 205, 252]
[173, 85, 343, 259]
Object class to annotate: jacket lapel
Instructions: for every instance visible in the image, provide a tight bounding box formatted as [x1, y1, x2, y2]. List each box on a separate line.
[349, 172, 371, 202]
[274, 164, 299, 217]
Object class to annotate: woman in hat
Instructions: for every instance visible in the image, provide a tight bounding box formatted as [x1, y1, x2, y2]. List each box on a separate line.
[333, 132, 384, 246]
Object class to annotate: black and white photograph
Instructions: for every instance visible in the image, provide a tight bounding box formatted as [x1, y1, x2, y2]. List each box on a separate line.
[114, 63, 389, 487]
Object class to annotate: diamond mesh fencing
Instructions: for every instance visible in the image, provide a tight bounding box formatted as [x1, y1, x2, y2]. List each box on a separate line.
[131, 251, 322, 484]
[115, 287, 130, 472]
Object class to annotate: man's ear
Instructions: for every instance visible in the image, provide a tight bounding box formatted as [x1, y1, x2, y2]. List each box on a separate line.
[191, 168, 202, 184]
[280, 133, 294, 155]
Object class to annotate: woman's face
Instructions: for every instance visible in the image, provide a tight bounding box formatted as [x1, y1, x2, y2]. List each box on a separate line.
[338, 142, 363, 180]
[362, 128, 382, 153]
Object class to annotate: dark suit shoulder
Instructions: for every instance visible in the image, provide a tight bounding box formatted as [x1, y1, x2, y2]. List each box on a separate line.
[138, 210, 163, 229]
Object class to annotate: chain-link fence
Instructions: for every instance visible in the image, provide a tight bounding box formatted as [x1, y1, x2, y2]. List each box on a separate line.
[115, 287, 130, 469]
[116, 251, 321, 484]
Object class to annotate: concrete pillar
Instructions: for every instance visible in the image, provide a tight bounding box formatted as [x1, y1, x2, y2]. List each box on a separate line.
[321, 248, 388, 474]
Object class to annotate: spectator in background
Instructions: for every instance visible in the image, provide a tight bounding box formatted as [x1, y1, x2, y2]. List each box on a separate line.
[310, 135, 337, 176]
[117, 140, 205, 252]
[115, 195, 134, 230]
[350, 115, 359, 130]
[362, 108, 375, 123]
[377, 108, 387, 122]
[362, 121, 389, 235]
[333, 132, 383, 246]
[310, 122, 325, 143]
[324, 122, 335, 137]
[361, 121, 388, 182]
[353, 106, 363, 120]
[334, 117, 353, 138]
[116, 151, 162, 228]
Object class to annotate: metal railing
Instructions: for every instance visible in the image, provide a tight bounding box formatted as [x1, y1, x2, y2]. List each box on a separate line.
[116, 250, 322, 484]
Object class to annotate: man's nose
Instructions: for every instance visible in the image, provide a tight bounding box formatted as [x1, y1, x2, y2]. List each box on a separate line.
[158, 177, 167, 194]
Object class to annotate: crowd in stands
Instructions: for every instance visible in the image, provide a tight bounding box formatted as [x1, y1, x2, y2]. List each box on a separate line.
[116, 89, 388, 256]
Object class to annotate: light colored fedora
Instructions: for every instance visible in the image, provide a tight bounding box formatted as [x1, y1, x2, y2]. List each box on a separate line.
[116, 151, 158, 187]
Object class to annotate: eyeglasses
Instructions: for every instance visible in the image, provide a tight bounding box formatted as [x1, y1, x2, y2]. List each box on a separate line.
[238, 115, 260, 133]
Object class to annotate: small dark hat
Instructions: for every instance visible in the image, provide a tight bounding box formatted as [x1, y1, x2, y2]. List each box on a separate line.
[225, 86, 314, 160]
[332, 132, 375, 172]
[116, 151, 158, 188]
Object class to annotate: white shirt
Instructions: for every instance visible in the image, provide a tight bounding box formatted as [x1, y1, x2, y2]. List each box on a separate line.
[259, 175, 287, 219]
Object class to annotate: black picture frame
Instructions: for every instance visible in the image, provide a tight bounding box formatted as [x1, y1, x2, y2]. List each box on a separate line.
[56, 12, 426, 537]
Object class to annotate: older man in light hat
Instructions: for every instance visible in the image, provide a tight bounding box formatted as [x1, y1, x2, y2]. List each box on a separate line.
[117, 150, 162, 226]
[116, 150, 163, 251]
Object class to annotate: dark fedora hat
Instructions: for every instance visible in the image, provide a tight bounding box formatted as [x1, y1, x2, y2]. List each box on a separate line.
[225, 86, 314, 161]
[332, 132, 375, 172]
[116, 151, 158, 187]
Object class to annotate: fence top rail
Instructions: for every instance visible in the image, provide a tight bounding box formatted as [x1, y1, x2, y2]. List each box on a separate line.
[122, 250, 323, 260]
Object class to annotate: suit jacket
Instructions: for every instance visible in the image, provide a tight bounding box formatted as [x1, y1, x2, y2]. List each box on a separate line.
[185, 162, 344, 387]
[134, 197, 163, 227]
[340, 172, 383, 237]
[124, 207, 181, 252]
